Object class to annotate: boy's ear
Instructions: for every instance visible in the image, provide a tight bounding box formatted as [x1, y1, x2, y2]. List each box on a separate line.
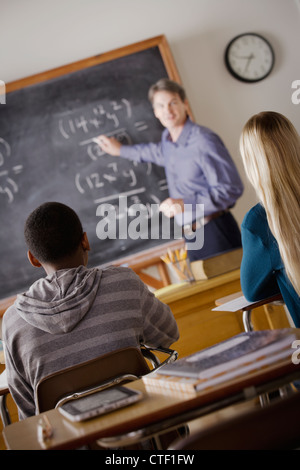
[27, 250, 42, 268]
[81, 232, 90, 252]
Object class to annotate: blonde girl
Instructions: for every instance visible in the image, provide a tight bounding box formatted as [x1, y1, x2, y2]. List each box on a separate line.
[239, 111, 300, 326]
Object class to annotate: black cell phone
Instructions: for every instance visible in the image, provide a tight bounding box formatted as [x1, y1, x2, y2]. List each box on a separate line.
[58, 386, 143, 422]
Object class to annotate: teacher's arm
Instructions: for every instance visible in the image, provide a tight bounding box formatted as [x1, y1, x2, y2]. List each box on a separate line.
[95, 134, 165, 168]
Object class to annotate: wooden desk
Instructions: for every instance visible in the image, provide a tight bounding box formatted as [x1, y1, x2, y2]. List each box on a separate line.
[3, 347, 300, 450]
[0, 269, 291, 447]
[155, 269, 242, 357]
[155, 270, 290, 358]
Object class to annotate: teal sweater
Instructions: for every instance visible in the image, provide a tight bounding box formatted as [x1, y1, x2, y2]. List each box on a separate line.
[240, 203, 300, 327]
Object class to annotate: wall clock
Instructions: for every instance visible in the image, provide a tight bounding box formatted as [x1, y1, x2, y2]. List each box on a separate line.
[225, 33, 275, 83]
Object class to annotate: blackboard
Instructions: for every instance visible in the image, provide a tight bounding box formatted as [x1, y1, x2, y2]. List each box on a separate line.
[0, 36, 184, 299]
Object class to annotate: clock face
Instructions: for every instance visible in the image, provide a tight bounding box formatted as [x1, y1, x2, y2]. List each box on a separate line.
[225, 33, 275, 83]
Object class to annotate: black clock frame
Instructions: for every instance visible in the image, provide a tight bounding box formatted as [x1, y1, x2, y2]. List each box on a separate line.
[224, 33, 275, 83]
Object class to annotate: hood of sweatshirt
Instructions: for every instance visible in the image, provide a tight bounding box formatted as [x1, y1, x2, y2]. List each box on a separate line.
[15, 266, 102, 334]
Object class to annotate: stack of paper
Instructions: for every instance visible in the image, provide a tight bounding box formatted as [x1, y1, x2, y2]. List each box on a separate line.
[143, 329, 297, 395]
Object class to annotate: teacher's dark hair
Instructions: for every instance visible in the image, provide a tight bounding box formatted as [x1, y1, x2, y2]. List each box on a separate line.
[148, 78, 186, 104]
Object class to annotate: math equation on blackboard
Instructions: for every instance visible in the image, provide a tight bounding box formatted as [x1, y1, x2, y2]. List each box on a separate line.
[53, 97, 168, 215]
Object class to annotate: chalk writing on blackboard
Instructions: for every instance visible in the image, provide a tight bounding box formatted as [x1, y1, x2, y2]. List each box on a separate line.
[0, 137, 23, 203]
[57, 98, 133, 142]
[0, 36, 183, 300]
[54, 96, 164, 219]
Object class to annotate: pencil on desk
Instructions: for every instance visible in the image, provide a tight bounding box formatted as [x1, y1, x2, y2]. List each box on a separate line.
[175, 249, 187, 277]
[160, 255, 186, 281]
[161, 248, 195, 282]
[160, 254, 186, 280]
[179, 248, 195, 281]
[167, 248, 175, 263]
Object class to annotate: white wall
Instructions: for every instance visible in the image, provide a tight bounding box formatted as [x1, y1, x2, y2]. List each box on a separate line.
[1, 0, 300, 224]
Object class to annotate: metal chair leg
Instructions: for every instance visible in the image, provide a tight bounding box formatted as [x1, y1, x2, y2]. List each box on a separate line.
[242, 309, 253, 332]
[0, 394, 11, 427]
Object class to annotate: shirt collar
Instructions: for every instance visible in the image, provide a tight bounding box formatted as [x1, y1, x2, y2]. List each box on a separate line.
[162, 117, 194, 145]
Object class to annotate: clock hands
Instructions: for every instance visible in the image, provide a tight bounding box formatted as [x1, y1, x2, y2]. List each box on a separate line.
[231, 52, 255, 74]
[225, 33, 274, 82]
[231, 53, 255, 60]
[244, 54, 254, 74]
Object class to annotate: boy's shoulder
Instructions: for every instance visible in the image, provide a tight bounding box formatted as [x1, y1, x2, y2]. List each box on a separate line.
[102, 265, 140, 280]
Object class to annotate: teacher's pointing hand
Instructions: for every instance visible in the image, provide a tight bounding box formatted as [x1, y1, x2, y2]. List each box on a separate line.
[95, 135, 121, 156]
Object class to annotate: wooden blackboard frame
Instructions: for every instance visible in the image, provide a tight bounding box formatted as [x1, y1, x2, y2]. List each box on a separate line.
[0, 35, 192, 308]
[8, 36, 174, 91]
[6, 35, 193, 116]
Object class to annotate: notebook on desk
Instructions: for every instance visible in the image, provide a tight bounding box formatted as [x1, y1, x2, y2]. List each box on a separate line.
[212, 293, 283, 312]
[142, 329, 297, 394]
[212, 294, 253, 311]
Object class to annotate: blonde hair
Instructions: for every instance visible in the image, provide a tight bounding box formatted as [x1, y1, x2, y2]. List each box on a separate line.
[239, 111, 300, 295]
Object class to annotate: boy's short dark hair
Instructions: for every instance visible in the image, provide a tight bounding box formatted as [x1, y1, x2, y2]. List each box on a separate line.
[148, 78, 186, 104]
[24, 202, 83, 263]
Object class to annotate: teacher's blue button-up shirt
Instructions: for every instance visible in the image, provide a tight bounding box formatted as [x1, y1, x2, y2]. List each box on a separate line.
[120, 118, 243, 224]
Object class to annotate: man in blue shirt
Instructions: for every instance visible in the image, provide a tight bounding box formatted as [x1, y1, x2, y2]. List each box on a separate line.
[96, 79, 243, 261]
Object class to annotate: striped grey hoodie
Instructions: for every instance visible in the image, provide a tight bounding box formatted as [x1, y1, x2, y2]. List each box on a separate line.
[3, 265, 179, 420]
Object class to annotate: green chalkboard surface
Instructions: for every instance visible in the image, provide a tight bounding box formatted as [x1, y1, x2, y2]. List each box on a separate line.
[0, 36, 183, 299]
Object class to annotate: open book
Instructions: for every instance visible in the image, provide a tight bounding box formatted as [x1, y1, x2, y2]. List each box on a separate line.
[142, 329, 296, 394]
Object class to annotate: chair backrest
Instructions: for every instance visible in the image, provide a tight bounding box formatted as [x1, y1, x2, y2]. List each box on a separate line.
[36, 347, 151, 413]
[170, 391, 300, 450]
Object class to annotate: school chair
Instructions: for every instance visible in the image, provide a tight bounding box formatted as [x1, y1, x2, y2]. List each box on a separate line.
[215, 291, 288, 332]
[240, 293, 293, 332]
[36, 344, 177, 412]
[36, 344, 183, 449]
[169, 389, 300, 450]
